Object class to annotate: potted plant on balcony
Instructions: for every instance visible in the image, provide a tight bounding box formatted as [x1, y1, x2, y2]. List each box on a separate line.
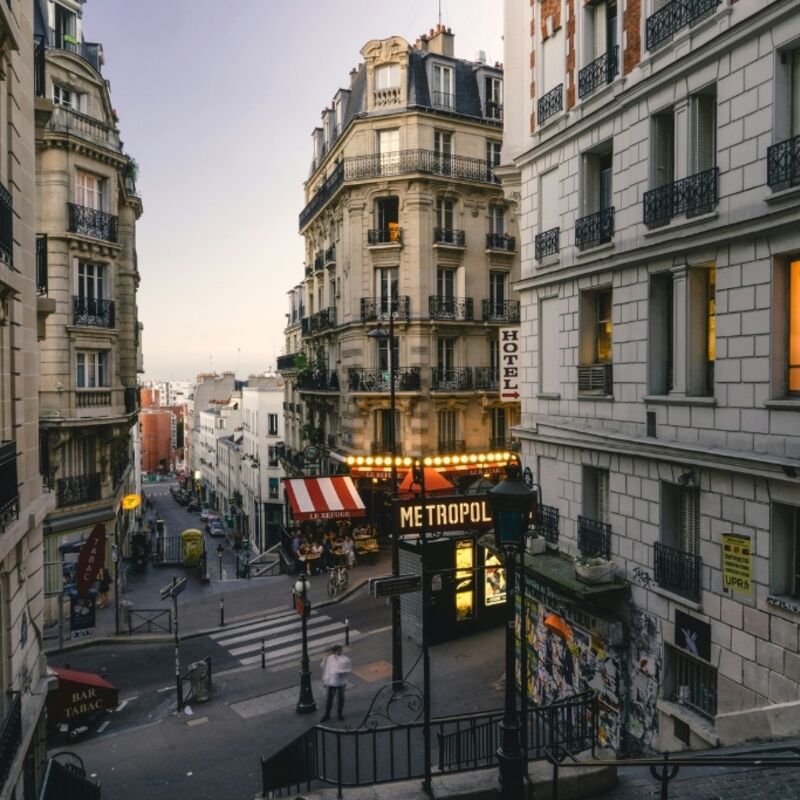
[574, 555, 616, 584]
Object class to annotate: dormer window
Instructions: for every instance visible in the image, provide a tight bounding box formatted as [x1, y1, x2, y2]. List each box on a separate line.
[432, 64, 454, 110]
[375, 65, 400, 90]
[486, 76, 503, 119]
[54, 3, 78, 52]
[53, 83, 83, 111]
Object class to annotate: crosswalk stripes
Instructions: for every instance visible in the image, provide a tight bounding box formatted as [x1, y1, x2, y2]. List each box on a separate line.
[209, 609, 360, 668]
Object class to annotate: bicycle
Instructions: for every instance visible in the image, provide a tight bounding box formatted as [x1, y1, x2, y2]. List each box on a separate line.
[327, 563, 349, 598]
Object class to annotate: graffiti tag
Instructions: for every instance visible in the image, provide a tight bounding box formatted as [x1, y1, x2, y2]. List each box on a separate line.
[632, 566, 652, 588]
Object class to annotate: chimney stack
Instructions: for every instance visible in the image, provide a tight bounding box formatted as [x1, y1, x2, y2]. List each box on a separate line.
[427, 24, 454, 57]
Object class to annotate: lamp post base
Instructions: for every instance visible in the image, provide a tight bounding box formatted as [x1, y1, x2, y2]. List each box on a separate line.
[496, 736, 525, 799]
[296, 671, 317, 715]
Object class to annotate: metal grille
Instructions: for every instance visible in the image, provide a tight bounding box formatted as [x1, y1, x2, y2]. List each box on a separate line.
[431, 368, 473, 391]
[577, 363, 612, 395]
[538, 504, 559, 544]
[665, 643, 717, 719]
[655, 541, 701, 601]
[485, 233, 516, 251]
[68, 203, 119, 242]
[56, 473, 102, 508]
[277, 353, 299, 371]
[360, 296, 411, 322]
[575, 207, 614, 250]
[481, 300, 520, 323]
[0, 442, 19, 532]
[432, 90, 454, 109]
[577, 515, 611, 559]
[535, 227, 560, 260]
[324, 245, 336, 264]
[474, 368, 498, 390]
[306, 307, 336, 334]
[348, 368, 420, 393]
[299, 162, 344, 229]
[73, 295, 115, 328]
[578, 46, 620, 99]
[767, 134, 800, 187]
[428, 296, 474, 321]
[537, 84, 563, 126]
[368, 228, 402, 245]
[314, 252, 324, 271]
[296, 371, 339, 392]
[646, 0, 721, 51]
[434, 228, 466, 246]
[643, 167, 719, 228]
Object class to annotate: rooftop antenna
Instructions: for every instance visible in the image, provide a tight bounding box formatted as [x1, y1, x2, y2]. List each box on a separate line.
[438, 0, 442, 27]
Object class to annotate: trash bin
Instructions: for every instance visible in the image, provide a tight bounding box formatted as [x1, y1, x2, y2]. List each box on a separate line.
[119, 600, 134, 632]
[188, 659, 210, 703]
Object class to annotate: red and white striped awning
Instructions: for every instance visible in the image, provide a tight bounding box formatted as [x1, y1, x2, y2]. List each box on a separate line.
[284, 476, 367, 521]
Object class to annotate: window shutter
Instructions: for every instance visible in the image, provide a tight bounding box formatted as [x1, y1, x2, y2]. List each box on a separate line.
[593, 3, 607, 60]
[653, 114, 675, 188]
[596, 470, 609, 523]
[543, 29, 564, 93]
[540, 297, 560, 394]
[692, 95, 716, 174]
[540, 168, 560, 231]
[581, 154, 598, 216]
[679, 488, 699, 555]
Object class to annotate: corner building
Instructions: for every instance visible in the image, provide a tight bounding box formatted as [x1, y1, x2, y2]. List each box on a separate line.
[502, 0, 800, 753]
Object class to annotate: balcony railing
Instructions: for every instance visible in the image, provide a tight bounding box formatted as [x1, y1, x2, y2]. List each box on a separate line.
[535, 227, 560, 260]
[578, 47, 619, 100]
[324, 244, 336, 264]
[431, 91, 454, 110]
[643, 167, 719, 228]
[304, 264, 313, 279]
[665, 644, 717, 720]
[434, 228, 466, 247]
[482, 300, 520, 323]
[305, 307, 336, 335]
[73, 296, 115, 328]
[57, 472, 102, 508]
[489, 437, 517, 451]
[348, 368, 421, 393]
[360, 296, 411, 322]
[0, 183, 12, 268]
[438, 439, 466, 453]
[370, 441, 404, 457]
[36, 234, 48, 295]
[575, 207, 614, 250]
[0, 442, 19, 533]
[368, 228, 402, 245]
[314, 252, 324, 272]
[277, 353, 300, 372]
[538, 84, 563, 126]
[299, 162, 344, 230]
[485, 101, 503, 120]
[654, 541, 702, 601]
[538, 504, 559, 545]
[34, 35, 46, 97]
[577, 363, 613, 395]
[431, 367, 473, 391]
[0, 693, 21, 791]
[474, 367, 499, 390]
[429, 296, 473, 321]
[124, 386, 139, 414]
[296, 370, 339, 392]
[486, 233, 516, 252]
[646, 0, 721, 51]
[577, 515, 611, 560]
[76, 390, 111, 408]
[767, 134, 800, 188]
[68, 203, 119, 243]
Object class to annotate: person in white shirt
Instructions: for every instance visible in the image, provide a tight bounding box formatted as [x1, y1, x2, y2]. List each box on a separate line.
[320, 644, 352, 722]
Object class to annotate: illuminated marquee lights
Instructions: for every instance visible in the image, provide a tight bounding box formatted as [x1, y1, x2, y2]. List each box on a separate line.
[346, 451, 513, 470]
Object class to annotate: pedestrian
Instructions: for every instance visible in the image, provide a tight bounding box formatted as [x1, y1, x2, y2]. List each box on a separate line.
[320, 644, 351, 722]
[97, 567, 112, 608]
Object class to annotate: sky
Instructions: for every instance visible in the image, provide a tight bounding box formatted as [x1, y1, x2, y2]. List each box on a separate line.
[86, 0, 504, 382]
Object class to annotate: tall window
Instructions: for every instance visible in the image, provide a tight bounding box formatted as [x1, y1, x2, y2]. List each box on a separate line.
[76, 351, 109, 388]
[437, 337, 455, 369]
[377, 129, 400, 174]
[434, 130, 452, 175]
[582, 466, 609, 524]
[691, 91, 717, 177]
[377, 336, 399, 371]
[75, 171, 104, 210]
[487, 140, 502, 182]
[489, 271, 506, 314]
[486, 76, 503, 118]
[580, 288, 612, 365]
[375, 64, 400, 90]
[490, 407, 507, 447]
[539, 297, 560, 394]
[375, 409, 400, 451]
[661, 482, 699, 556]
[268, 413, 278, 436]
[76, 261, 106, 300]
[432, 64, 453, 109]
[374, 196, 399, 237]
[436, 197, 454, 231]
[651, 110, 675, 190]
[438, 409, 457, 449]
[376, 267, 398, 315]
[489, 205, 505, 236]
[489, 337, 500, 374]
[53, 83, 80, 110]
[437, 267, 455, 300]
[268, 478, 279, 500]
[54, 3, 77, 50]
[771, 503, 800, 598]
[583, 0, 617, 64]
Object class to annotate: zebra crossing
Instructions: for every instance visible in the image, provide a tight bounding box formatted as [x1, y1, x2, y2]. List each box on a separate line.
[210, 609, 359, 668]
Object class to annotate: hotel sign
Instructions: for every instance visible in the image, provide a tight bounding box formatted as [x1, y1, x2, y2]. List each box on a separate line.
[500, 327, 521, 402]
[394, 495, 493, 534]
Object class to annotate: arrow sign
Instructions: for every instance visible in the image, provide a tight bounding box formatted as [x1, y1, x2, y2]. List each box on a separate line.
[160, 578, 187, 601]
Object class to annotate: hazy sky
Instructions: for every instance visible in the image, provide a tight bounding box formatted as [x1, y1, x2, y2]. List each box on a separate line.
[86, 0, 503, 382]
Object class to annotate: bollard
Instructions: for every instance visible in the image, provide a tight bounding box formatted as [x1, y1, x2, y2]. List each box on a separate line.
[344, 616, 350, 646]
[219, 596, 225, 627]
[261, 639, 266, 669]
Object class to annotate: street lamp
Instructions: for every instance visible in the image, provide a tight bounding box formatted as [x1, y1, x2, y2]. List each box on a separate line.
[488, 460, 537, 800]
[367, 302, 402, 687]
[216, 543, 224, 581]
[294, 572, 317, 714]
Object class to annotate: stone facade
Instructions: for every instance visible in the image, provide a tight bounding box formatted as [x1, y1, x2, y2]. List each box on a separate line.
[504, 0, 800, 752]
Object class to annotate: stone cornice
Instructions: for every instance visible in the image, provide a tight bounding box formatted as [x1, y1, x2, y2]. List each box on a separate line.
[40, 132, 126, 169]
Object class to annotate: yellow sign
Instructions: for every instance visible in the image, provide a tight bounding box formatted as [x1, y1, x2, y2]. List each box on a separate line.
[722, 533, 752, 594]
[121, 494, 141, 511]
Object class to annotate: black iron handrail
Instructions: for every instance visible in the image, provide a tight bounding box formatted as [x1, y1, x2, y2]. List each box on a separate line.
[325, 244, 336, 264]
[0, 182, 12, 268]
[431, 90, 454, 109]
[0, 442, 19, 533]
[306, 307, 336, 334]
[277, 353, 300, 371]
[654, 541, 701, 601]
[36, 234, 48, 295]
[368, 228, 402, 245]
[56, 473, 102, 508]
[486, 232, 516, 251]
[299, 162, 344, 230]
[40, 755, 101, 800]
[0, 692, 21, 791]
[360, 296, 411, 322]
[348, 368, 420, 392]
[577, 515, 611, 559]
[538, 504, 559, 544]
[575, 207, 614, 250]
[482, 300, 520, 322]
[73, 296, 115, 328]
[767, 134, 800, 187]
[431, 367, 473, 391]
[578, 46, 619, 99]
[314, 252, 324, 272]
[485, 100, 503, 120]
[474, 367, 498, 390]
[296, 370, 339, 392]
[433, 228, 465, 246]
[429, 296, 473, 321]
[68, 203, 119, 243]
[535, 226, 560, 260]
[538, 84, 563, 126]
[643, 167, 719, 228]
[646, 0, 721, 51]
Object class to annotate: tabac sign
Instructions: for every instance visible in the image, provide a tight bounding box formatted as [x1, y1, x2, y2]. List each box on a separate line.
[500, 327, 521, 402]
[394, 495, 493, 534]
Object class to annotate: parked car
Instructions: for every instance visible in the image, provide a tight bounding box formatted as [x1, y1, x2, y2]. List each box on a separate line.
[205, 513, 221, 533]
[200, 508, 210, 522]
[209, 519, 226, 537]
[187, 500, 201, 512]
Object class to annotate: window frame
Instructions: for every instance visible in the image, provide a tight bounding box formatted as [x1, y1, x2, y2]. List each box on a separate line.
[75, 350, 110, 389]
[432, 63, 454, 109]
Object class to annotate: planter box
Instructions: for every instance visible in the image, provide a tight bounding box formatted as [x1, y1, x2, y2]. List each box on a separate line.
[575, 559, 615, 584]
[526, 536, 547, 555]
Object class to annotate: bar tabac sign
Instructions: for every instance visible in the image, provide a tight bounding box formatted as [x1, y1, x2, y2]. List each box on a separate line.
[394, 495, 493, 534]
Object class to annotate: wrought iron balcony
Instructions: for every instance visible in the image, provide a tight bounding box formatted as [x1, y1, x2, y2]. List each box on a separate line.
[538, 84, 563, 126]
[485, 101, 503, 120]
[767, 134, 800, 188]
[277, 353, 300, 372]
[348, 149, 497, 183]
[429, 296, 473, 321]
[324, 244, 336, 264]
[34, 35, 46, 97]
[0, 441, 19, 533]
[434, 228, 465, 247]
[68, 203, 119, 243]
[124, 386, 139, 414]
[646, 0, 720, 51]
[575, 207, 614, 250]
[578, 47, 619, 100]
[438, 439, 466, 453]
[370, 441, 404, 457]
[305, 307, 336, 335]
[655, 541, 702, 601]
[474, 367, 499, 390]
[486, 233, 516, 251]
[348, 367, 420, 393]
[301, 317, 310, 336]
[57, 472, 102, 508]
[299, 162, 344, 229]
[0, 183, 12, 268]
[431, 367, 473, 391]
[577, 515, 611, 559]
[304, 264, 313, 279]
[538, 504, 559, 545]
[368, 227, 402, 245]
[643, 167, 719, 228]
[665, 644, 717, 719]
[314, 252, 324, 272]
[0, 692, 21, 790]
[76, 391, 111, 408]
[535, 227, 560, 260]
[577, 363, 613, 395]
[360, 296, 411, 323]
[36, 234, 48, 295]
[482, 300, 520, 323]
[73, 296, 115, 328]
[431, 90, 454, 110]
[296, 370, 339, 392]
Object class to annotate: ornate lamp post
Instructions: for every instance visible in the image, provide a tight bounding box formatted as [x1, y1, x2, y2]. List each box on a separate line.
[294, 572, 317, 714]
[216, 542, 224, 581]
[367, 303, 403, 687]
[488, 461, 537, 800]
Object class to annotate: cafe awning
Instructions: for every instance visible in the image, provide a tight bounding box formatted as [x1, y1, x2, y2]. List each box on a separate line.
[47, 667, 119, 726]
[284, 476, 366, 521]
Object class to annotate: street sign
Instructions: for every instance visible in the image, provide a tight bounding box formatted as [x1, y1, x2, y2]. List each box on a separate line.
[500, 327, 521, 402]
[369, 574, 422, 598]
[160, 578, 187, 601]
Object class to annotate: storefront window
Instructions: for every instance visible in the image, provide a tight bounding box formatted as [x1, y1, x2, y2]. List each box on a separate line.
[484, 549, 506, 606]
[455, 539, 474, 621]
